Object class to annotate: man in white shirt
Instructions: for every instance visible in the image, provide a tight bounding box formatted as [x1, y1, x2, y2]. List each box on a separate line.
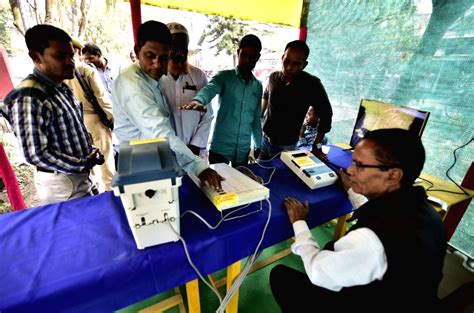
[161, 22, 213, 156]
[112, 20, 222, 189]
[270, 128, 446, 313]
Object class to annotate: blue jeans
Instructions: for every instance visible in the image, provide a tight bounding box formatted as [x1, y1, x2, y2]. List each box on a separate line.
[258, 136, 296, 161]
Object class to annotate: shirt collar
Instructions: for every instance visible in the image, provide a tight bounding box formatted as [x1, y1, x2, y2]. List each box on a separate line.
[277, 70, 305, 85]
[33, 68, 62, 87]
[135, 63, 161, 87]
[103, 58, 111, 71]
[234, 67, 256, 82]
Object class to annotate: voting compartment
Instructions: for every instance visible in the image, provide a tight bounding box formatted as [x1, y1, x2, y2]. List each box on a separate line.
[112, 138, 183, 249]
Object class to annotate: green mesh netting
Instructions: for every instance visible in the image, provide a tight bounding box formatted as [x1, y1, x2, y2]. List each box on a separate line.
[305, 0, 473, 255]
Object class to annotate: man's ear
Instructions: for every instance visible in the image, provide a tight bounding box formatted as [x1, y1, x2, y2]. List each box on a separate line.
[386, 168, 403, 187]
[302, 60, 308, 70]
[133, 44, 139, 57]
[28, 51, 41, 63]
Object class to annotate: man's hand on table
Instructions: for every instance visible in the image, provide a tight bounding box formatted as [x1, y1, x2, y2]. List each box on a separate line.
[283, 197, 309, 223]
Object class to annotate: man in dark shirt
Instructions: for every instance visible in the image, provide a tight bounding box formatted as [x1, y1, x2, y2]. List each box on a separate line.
[260, 40, 332, 160]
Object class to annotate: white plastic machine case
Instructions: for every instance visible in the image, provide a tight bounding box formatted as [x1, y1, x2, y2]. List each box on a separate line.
[281, 150, 338, 189]
[112, 138, 183, 249]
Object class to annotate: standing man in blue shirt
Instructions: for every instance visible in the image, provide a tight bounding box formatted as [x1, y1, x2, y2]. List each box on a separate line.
[112, 20, 222, 188]
[1, 24, 104, 205]
[182, 34, 263, 166]
[82, 43, 117, 96]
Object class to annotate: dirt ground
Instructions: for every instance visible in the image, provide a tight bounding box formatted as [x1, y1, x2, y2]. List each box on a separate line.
[0, 162, 41, 213]
[0, 121, 41, 213]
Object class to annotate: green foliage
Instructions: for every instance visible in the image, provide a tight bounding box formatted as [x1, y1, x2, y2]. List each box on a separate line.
[199, 15, 248, 57]
[305, 0, 474, 254]
[0, 3, 12, 53]
[84, 6, 132, 55]
[84, 5, 133, 55]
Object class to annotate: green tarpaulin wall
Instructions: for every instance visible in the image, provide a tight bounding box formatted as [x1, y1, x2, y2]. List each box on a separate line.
[305, 0, 473, 256]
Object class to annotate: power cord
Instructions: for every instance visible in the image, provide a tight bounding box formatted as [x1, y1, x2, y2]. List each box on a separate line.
[425, 137, 473, 196]
[166, 217, 223, 303]
[168, 199, 271, 312]
[181, 202, 259, 229]
[253, 151, 282, 185]
[216, 198, 272, 312]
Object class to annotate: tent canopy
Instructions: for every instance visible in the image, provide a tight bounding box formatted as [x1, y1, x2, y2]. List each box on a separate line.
[140, 0, 303, 27]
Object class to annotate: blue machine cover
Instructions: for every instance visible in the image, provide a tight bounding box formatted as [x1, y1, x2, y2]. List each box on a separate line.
[111, 138, 183, 187]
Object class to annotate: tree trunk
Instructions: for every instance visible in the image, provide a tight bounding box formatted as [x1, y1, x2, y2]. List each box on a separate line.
[77, 0, 89, 38]
[70, 0, 78, 36]
[8, 0, 25, 35]
[44, 0, 54, 24]
[33, 0, 42, 24]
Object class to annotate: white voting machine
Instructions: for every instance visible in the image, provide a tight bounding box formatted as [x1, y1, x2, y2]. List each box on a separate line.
[189, 163, 270, 211]
[281, 150, 338, 189]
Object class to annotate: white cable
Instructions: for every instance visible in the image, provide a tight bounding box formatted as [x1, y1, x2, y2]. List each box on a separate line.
[166, 217, 223, 303]
[256, 162, 276, 186]
[180, 202, 260, 229]
[258, 150, 283, 162]
[216, 198, 272, 312]
[255, 151, 281, 185]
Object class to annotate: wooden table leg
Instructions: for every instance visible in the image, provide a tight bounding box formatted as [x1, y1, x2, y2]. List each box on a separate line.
[225, 260, 241, 313]
[333, 213, 350, 240]
[186, 279, 200, 313]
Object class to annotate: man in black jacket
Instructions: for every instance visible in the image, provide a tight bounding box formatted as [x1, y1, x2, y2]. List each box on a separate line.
[271, 128, 446, 313]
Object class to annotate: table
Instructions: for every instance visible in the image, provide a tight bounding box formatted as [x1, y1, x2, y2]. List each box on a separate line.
[0, 146, 353, 313]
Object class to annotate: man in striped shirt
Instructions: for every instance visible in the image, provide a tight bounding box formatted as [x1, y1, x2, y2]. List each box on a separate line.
[1, 24, 104, 205]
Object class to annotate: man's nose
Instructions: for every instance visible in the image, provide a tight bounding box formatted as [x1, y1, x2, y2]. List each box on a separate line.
[152, 57, 162, 68]
[347, 163, 355, 175]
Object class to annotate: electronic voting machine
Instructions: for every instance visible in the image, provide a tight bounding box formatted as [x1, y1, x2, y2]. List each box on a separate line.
[189, 163, 269, 211]
[112, 138, 183, 249]
[281, 150, 337, 189]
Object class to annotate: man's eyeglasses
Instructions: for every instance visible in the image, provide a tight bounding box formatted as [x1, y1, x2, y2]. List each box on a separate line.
[351, 160, 400, 171]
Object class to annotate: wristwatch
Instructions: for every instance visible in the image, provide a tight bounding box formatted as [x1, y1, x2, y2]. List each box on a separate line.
[316, 143, 323, 150]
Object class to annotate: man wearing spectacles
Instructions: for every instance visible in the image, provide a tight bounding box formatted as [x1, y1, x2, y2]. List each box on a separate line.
[161, 22, 213, 157]
[271, 128, 446, 312]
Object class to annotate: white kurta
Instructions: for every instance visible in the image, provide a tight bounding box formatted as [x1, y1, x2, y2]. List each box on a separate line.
[291, 188, 388, 292]
[161, 64, 214, 149]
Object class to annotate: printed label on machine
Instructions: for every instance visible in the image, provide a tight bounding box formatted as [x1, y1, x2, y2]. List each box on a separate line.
[214, 192, 239, 209]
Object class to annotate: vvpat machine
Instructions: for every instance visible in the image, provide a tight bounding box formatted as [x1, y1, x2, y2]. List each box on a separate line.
[281, 150, 338, 189]
[112, 138, 183, 249]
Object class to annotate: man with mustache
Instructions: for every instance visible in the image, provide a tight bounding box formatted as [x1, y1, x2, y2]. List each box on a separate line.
[260, 40, 333, 161]
[112, 20, 222, 189]
[161, 22, 213, 156]
[271, 128, 446, 313]
[1, 24, 104, 205]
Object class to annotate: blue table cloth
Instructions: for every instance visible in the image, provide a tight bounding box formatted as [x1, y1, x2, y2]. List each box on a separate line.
[0, 146, 353, 313]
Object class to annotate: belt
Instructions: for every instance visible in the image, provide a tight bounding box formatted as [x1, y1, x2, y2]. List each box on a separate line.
[36, 167, 56, 173]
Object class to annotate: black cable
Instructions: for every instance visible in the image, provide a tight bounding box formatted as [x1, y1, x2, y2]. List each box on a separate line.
[427, 137, 473, 196]
[417, 176, 434, 189]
